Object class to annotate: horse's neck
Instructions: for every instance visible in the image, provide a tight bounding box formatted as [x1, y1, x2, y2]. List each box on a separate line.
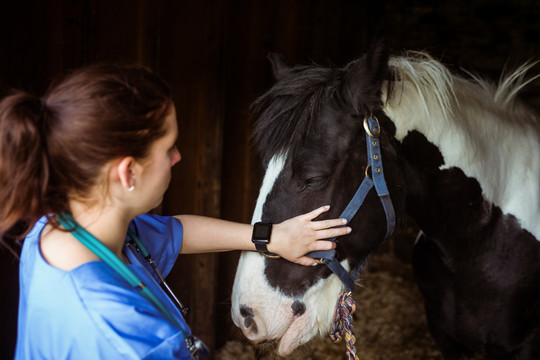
[383, 74, 540, 243]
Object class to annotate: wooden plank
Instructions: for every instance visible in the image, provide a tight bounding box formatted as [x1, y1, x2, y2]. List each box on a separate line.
[0, 2, 66, 357]
[0, 1, 66, 94]
[157, 0, 224, 351]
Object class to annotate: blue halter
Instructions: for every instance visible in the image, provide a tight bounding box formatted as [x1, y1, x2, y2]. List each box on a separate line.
[306, 115, 396, 291]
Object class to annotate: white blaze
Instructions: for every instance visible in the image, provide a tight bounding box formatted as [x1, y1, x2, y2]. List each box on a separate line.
[251, 154, 287, 224]
[231, 153, 346, 355]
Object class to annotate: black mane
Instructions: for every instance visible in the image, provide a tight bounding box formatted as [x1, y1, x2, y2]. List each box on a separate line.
[252, 65, 343, 164]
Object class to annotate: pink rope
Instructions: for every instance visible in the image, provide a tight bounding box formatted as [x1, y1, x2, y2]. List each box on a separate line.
[329, 291, 359, 360]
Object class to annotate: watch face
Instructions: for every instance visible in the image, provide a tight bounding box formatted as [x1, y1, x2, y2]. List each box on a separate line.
[253, 223, 272, 241]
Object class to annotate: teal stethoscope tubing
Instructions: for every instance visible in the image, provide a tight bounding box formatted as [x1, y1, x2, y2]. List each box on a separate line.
[55, 212, 186, 334]
[126, 228, 189, 316]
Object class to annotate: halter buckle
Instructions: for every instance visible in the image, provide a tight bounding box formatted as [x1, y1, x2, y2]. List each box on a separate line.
[363, 115, 380, 138]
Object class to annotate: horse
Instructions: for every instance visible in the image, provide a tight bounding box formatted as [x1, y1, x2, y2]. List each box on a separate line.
[231, 40, 540, 359]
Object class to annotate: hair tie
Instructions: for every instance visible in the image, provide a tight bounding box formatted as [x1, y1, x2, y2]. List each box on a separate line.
[36, 97, 49, 142]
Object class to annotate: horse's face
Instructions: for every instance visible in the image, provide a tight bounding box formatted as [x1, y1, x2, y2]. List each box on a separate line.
[232, 43, 404, 355]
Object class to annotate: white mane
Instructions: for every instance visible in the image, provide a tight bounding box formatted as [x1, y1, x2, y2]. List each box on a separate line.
[383, 52, 540, 239]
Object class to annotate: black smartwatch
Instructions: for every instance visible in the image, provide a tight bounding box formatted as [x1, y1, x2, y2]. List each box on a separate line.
[251, 222, 280, 259]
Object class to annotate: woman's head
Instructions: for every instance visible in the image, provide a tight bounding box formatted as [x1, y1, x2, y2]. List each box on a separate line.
[0, 64, 173, 242]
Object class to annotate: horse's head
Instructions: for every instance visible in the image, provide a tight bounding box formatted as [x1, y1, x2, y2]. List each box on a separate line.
[231, 41, 407, 355]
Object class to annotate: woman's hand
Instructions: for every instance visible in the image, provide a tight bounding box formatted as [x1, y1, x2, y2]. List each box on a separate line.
[266, 205, 351, 266]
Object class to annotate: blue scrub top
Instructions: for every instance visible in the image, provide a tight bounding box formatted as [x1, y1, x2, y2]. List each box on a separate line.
[16, 214, 193, 359]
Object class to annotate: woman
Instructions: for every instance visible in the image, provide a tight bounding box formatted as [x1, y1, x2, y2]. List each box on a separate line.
[0, 64, 350, 359]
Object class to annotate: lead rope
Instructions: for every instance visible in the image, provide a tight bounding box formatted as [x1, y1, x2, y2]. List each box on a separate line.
[329, 291, 359, 360]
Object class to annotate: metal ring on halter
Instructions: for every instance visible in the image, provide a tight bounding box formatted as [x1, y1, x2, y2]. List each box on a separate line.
[316, 258, 325, 265]
[364, 164, 371, 178]
[363, 114, 380, 138]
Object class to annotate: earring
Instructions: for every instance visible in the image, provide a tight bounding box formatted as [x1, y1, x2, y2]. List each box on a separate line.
[126, 177, 135, 192]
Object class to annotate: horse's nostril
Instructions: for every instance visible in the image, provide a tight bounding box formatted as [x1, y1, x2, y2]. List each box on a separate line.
[244, 316, 254, 328]
[291, 300, 306, 316]
[240, 304, 255, 318]
[243, 315, 258, 334]
[239, 304, 258, 334]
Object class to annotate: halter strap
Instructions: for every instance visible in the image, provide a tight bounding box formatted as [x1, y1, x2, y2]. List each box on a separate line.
[306, 115, 395, 291]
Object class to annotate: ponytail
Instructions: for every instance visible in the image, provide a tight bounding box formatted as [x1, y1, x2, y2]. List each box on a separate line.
[0, 92, 50, 248]
[0, 64, 172, 254]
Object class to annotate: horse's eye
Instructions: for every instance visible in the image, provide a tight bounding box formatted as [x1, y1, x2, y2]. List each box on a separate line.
[301, 176, 327, 192]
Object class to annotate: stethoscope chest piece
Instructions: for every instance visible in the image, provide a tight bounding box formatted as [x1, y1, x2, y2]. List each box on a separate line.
[186, 335, 210, 358]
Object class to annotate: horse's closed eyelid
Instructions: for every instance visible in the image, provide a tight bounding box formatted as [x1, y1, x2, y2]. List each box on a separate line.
[300, 176, 328, 192]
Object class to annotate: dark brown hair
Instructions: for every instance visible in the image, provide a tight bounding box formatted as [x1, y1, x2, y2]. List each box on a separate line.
[0, 64, 172, 250]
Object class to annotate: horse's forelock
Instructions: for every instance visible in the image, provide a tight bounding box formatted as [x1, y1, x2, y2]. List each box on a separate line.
[252, 66, 341, 164]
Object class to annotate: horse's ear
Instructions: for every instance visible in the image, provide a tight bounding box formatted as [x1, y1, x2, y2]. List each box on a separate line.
[340, 38, 390, 114]
[267, 53, 294, 81]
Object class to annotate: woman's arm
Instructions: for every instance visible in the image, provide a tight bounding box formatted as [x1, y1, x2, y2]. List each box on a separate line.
[174, 206, 351, 266]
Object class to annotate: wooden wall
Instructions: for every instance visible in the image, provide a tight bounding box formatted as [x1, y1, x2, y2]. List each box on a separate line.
[0, 0, 538, 358]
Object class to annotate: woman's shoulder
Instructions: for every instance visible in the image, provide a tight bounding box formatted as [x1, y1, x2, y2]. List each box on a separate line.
[20, 217, 100, 276]
[131, 213, 182, 235]
[130, 213, 183, 275]
[39, 222, 102, 271]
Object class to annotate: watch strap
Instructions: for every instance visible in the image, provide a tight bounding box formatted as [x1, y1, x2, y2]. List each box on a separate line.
[255, 243, 281, 259]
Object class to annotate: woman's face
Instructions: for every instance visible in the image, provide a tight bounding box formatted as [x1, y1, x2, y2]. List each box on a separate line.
[138, 105, 181, 210]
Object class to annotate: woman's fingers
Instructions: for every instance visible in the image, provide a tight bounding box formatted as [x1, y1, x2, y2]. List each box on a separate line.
[310, 240, 336, 251]
[300, 206, 349, 231]
[315, 226, 352, 240]
[271, 205, 353, 266]
[301, 205, 331, 220]
[289, 241, 336, 266]
[295, 256, 322, 267]
[311, 218, 348, 231]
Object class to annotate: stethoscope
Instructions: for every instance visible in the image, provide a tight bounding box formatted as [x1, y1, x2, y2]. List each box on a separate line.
[56, 212, 209, 359]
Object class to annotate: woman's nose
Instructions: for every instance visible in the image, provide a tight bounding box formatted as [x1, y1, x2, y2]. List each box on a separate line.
[171, 147, 181, 166]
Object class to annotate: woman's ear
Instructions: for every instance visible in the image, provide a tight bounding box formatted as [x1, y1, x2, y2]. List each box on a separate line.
[116, 157, 136, 191]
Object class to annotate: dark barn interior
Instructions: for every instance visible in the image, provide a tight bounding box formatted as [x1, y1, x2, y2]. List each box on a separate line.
[1, 1, 538, 359]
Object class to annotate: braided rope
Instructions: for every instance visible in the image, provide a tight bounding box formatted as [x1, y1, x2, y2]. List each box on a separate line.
[329, 291, 359, 360]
